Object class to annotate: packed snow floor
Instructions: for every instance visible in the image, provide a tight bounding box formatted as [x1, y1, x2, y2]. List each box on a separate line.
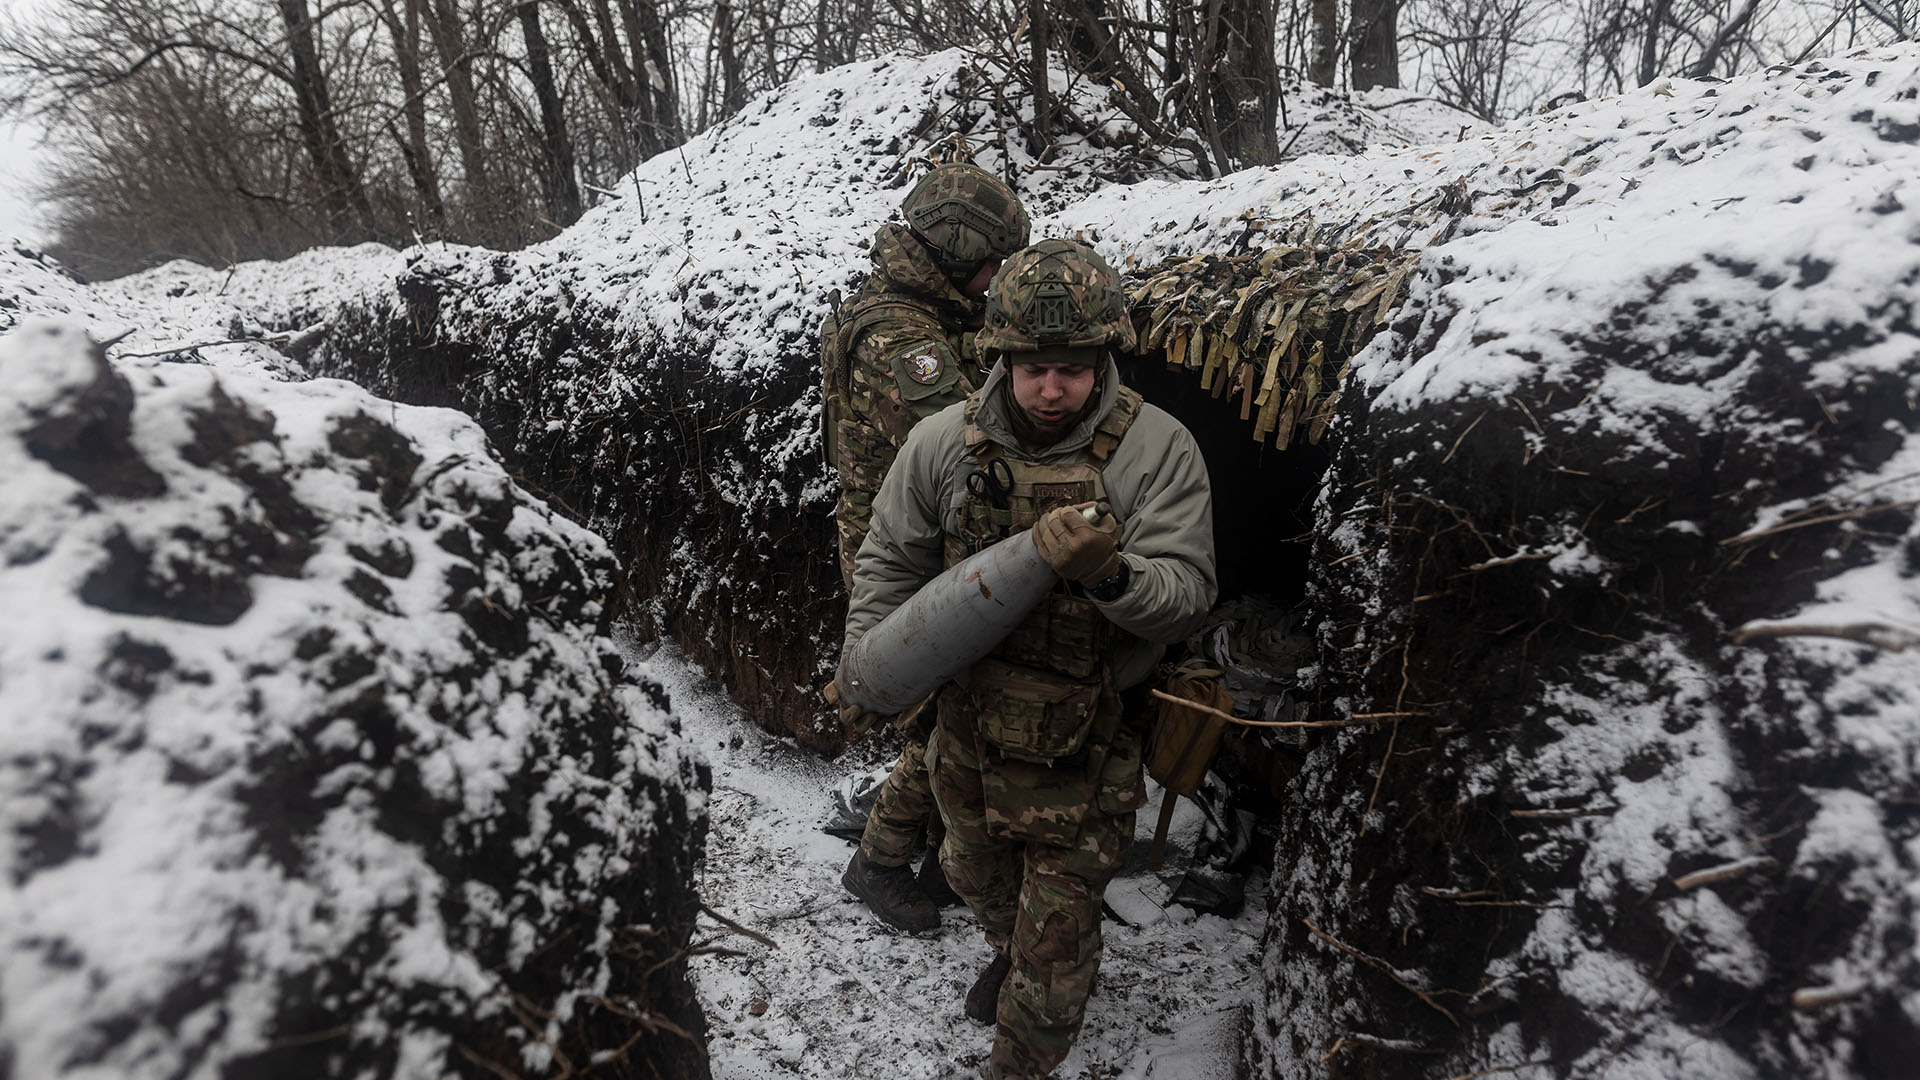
[624, 640, 1263, 1079]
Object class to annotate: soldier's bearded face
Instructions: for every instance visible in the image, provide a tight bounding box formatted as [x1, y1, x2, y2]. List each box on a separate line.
[1011, 356, 1098, 439]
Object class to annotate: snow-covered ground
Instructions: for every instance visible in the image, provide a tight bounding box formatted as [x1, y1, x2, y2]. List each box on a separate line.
[631, 641, 1262, 1080]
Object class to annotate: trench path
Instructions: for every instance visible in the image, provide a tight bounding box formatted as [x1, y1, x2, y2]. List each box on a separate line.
[626, 641, 1263, 1079]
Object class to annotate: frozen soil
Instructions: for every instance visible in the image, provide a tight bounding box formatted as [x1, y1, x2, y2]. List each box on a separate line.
[630, 642, 1262, 1080]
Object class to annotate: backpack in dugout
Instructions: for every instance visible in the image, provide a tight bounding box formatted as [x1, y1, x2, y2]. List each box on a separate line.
[1145, 658, 1234, 867]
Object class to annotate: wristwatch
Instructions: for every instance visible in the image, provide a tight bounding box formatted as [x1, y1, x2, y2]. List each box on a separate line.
[1088, 561, 1130, 602]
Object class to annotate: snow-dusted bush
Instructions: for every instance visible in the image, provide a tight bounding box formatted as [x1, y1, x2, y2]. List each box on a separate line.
[0, 311, 709, 1077]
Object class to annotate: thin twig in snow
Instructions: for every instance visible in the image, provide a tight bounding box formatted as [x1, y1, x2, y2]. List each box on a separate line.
[1302, 917, 1461, 1027]
[1730, 621, 1920, 652]
[1674, 856, 1776, 891]
[699, 902, 778, 950]
[1721, 500, 1919, 545]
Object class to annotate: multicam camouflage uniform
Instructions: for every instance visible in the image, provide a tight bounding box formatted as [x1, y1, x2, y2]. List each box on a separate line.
[823, 164, 1030, 879]
[843, 240, 1218, 1078]
[823, 222, 986, 590]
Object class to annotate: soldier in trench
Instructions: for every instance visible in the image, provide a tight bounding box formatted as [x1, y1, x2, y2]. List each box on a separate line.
[822, 161, 1032, 931]
[839, 239, 1217, 1077]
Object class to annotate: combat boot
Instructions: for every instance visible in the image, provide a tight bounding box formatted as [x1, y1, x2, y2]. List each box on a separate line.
[842, 850, 938, 932]
[964, 953, 1012, 1025]
[917, 844, 962, 908]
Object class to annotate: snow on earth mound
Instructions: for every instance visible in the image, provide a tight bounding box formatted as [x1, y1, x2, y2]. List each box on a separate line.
[1, 242, 92, 326]
[0, 307, 709, 1071]
[1087, 45, 1919, 1078]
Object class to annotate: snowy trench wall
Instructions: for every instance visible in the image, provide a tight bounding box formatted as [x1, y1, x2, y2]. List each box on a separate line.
[77, 41, 1920, 1080]
[1073, 50, 1920, 1077]
[0, 253, 710, 1076]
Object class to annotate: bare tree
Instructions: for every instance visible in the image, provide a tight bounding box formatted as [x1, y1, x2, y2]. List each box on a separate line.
[1307, 0, 1339, 85]
[516, 0, 582, 224]
[1575, 0, 1770, 92]
[420, 0, 494, 210]
[1214, 0, 1281, 161]
[1349, 0, 1400, 89]
[275, 0, 381, 240]
[1029, 0, 1050, 154]
[1403, 0, 1549, 120]
[618, 0, 682, 157]
[373, 0, 447, 229]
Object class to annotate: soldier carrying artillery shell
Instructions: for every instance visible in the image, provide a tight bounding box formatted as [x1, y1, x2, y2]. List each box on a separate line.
[837, 237, 1218, 1078]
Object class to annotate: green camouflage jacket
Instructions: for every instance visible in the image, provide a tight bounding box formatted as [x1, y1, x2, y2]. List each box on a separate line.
[824, 222, 987, 585]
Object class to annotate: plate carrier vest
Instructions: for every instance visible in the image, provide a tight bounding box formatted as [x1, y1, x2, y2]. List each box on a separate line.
[944, 385, 1144, 764]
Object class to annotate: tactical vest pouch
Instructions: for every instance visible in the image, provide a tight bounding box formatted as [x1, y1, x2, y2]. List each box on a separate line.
[819, 292, 927, 471]
[992, 592, 1104, 680]
[1105, 714, 1144, 807]
[1146, 661, 1232, 796]
[968, 656, 1101, 764]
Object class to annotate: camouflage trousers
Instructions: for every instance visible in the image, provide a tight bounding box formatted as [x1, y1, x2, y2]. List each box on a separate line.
[928, 700, 1134, 1080]
[858, 697, 941, 867]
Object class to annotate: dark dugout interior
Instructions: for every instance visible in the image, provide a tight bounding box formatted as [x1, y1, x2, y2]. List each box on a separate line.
[1117, 353, 1328, 607]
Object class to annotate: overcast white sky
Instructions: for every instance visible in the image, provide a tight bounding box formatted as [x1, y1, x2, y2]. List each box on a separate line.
[2, 120, 50, 245]
[0, 0, 49, 244]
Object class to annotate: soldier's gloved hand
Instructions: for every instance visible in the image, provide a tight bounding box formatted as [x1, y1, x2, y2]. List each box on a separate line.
[828, 665, 885, 739]
[839, 700, 882, 740]
[1033, 501, 1123, 585]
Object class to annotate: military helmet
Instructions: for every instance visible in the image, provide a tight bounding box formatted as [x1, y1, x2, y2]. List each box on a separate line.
[901, 163, 1030, 277]
[975, 238, 1137, 355]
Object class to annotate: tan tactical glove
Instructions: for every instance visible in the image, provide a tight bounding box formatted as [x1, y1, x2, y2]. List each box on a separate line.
[826, 667, 884, 740]
[1032, 501, 1123, 585]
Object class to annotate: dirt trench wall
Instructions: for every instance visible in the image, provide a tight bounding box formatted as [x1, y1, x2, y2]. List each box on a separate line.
[319, 252, 846, 749]
[0, 314, 712, 1078]
[1247, 120, 1920, 1079]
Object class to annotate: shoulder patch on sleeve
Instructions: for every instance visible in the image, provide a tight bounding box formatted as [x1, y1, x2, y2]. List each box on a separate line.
[892, 340, 952, 385]
[889, 338, 960, 387]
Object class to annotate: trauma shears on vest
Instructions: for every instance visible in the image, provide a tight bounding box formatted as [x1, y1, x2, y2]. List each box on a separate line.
[966, 458, 1014, 508]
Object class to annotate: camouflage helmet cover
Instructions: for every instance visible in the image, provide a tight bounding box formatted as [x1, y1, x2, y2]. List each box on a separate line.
[975, 238, 1138, 354]
[901, 163, 1031, 269]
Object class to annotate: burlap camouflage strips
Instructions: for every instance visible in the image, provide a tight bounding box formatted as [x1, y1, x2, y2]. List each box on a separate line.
[976, 238, 1138, 355]
[929, 697, 1138, 1080]
[1124, 242, 1418, 448]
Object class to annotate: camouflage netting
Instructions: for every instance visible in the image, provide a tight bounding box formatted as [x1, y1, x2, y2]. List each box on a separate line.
[1125, 242, 1419, 449]
[0, 309, 710, 1077]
